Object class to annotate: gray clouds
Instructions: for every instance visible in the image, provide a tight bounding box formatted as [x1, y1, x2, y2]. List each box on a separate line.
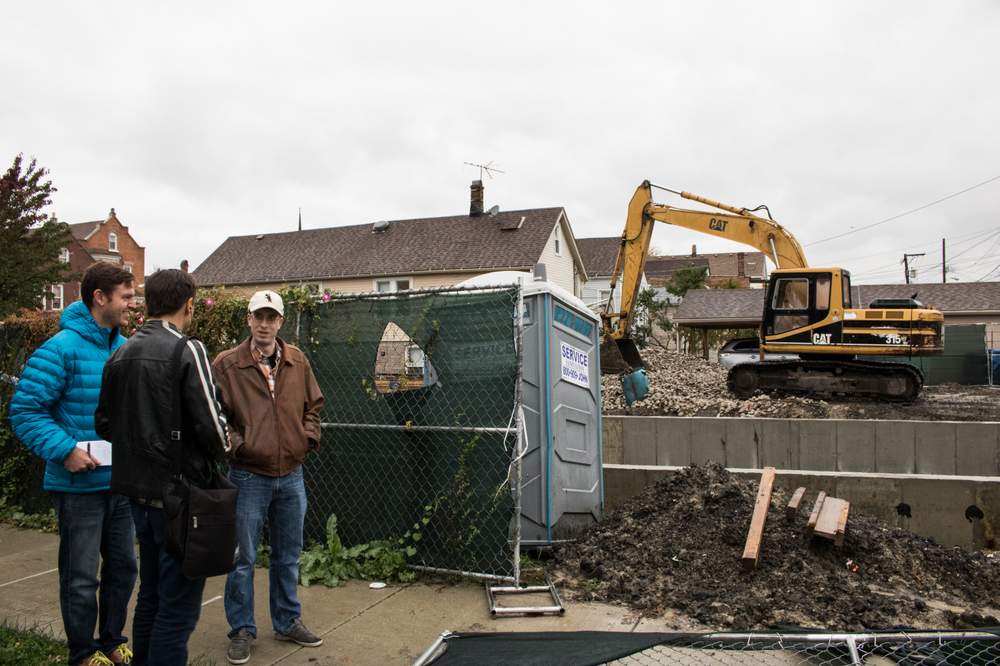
[2, 1, 998, 283]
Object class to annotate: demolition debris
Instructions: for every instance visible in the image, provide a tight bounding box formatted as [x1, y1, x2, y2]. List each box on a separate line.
[602, 348, 1000, 421]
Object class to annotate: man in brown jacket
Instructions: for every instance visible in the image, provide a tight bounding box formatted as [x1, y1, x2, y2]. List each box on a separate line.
[212, 290, 324, 664]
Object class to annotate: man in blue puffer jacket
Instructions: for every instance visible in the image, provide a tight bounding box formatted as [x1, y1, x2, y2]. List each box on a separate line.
[10, 262, 139, 666]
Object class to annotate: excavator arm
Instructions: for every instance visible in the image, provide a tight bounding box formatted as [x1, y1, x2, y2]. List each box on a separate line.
[603, 180, 807, 342]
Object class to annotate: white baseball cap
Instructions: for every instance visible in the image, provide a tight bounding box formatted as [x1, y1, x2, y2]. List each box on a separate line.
[248, 290, 284, 316]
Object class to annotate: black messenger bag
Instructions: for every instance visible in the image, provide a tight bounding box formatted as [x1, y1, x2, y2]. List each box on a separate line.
[162, 335, 239, 579]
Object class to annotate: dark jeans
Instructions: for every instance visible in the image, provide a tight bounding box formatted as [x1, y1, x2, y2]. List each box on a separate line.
[225, 466, 307, 637]
[130, 502, 206, 666]
[51, 491, 137, 666]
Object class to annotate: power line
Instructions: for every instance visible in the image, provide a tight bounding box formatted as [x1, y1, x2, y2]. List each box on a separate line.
[805, 174, 1000, 247]
[843, 226, 998, 266]
[850, 231, 1000, 278]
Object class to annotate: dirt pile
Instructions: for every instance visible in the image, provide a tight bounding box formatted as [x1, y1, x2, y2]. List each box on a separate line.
[553, 464, 1000, 631]
[601, 348, 1000, 421]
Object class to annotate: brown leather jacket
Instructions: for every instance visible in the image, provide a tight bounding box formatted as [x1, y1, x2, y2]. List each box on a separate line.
[212, 338, 324, 477]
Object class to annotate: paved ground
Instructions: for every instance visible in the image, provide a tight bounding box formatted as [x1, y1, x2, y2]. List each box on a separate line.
[0, 526, 678, 665]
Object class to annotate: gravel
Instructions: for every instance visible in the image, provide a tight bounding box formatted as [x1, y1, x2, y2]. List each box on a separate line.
[602, 348, 1000, 421]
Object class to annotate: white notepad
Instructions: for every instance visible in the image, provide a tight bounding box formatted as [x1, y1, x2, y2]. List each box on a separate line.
[76, 440, 112, 466]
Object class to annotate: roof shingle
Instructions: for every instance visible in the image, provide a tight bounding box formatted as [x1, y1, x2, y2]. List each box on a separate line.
[576, 237, 621, 277]
[193, 208, 566, 286]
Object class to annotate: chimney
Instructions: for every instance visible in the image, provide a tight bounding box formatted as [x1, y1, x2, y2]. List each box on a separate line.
[180, 260, 189, 273]
[691, 244, 697, 257]
[470, 180, 484, 216]
[737, 252, 745, 277]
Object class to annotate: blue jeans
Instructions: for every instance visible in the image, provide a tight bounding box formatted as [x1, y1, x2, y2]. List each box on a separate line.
[51, 491, 137, 666]
[130, 502, 206, 666]
[225, 466, 307, 638]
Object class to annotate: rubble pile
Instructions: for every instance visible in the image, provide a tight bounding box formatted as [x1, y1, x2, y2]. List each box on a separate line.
[553, 464, 1000, 630]
[601, 348, 830, 418]
[601, 348, 1000, 421]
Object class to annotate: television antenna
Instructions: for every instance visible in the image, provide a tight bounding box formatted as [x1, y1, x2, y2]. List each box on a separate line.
[464, 160, 505, 180]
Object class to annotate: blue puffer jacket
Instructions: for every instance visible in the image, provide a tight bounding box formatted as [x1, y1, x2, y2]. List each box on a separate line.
[9, 300, 126, 493]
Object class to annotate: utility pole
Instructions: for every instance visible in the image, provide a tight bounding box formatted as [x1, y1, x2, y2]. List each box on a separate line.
[903, 252, 926, 285]
[942, 238, 946, 283]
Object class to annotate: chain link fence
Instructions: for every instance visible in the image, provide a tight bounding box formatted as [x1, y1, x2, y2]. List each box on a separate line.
[416, 631, 1000, 665]
[607, 632, 1000, 665]
[298, 286, 524, 581]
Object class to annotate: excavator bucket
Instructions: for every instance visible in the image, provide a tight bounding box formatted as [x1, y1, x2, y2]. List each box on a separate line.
[600, 337, 645, 375]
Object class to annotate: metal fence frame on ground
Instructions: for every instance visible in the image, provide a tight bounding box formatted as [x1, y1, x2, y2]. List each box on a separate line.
[414, 630, 1000, 665]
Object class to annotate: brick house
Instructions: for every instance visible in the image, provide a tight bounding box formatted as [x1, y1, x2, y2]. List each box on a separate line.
[42, 208, 146, 311]
[193, 181, 588, 297]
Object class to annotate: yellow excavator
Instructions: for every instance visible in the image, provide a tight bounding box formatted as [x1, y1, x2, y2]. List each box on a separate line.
[601, 181, 944, 402]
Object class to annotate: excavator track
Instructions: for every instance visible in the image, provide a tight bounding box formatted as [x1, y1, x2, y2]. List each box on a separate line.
[727, 359, 924, 403]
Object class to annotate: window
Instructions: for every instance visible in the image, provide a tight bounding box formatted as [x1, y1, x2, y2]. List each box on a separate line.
[59, 248, 69, 263]
[772, 278, 809, 310]
[771, 277, 809, 334]
[375, 278, 411, 293]
[50, 284, 64, 310]
[124, 262, 133, 274]
[842, 274, 852, 308]
[108, 233, 118, 252]
[554, 225, 561, 256]
[815, 276, 831, 311]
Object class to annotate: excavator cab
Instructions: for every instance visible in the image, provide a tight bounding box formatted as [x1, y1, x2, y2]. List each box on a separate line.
[760, 268, 849, 352]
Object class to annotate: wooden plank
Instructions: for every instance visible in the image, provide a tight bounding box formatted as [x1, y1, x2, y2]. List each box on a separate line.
[835, 500, 851, 546]
[805, 491, 827, 534]
[741, 466, 776, 571]
[814, 497, 849, 541]
[785, 486, 807, 521]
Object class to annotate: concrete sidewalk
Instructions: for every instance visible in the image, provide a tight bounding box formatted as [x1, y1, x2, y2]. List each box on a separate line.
[0, 526, 678, 665]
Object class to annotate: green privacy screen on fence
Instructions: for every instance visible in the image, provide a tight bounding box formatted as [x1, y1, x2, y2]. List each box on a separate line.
[299, 286, 522, 581]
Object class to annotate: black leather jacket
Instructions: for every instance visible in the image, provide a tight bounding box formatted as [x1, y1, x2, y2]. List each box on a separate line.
[96, 320, 228, 500]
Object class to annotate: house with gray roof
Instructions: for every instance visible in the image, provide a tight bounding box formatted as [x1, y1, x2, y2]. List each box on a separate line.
[575, 236, 650, 311]
[674, 282, 1000, 330]
[193, 182, 588, 297]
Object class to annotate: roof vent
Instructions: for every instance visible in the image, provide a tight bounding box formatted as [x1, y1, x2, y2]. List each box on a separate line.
[499, 215, 525, 231]
[255, 234, 264, 240]
[372, 220, 391, 233]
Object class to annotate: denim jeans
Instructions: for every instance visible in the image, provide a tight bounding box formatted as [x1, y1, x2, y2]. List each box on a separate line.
[51, 491, 137, 666]
[130, 502, 207, 666]
[225, 466, 307, 638]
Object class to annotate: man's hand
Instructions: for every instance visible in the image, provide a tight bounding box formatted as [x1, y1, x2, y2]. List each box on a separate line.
[63, 447, 98, 473]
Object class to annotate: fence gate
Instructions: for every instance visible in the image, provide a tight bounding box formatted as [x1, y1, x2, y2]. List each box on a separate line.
[300, 286, 523, 582]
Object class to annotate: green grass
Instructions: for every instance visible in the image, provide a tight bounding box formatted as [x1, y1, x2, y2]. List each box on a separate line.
[0, 623, 219, 665]
[0, 622, 66, 664]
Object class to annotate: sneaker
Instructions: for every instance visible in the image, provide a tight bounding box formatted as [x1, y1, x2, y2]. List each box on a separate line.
[275, 618, 323, 647]
[81, 653, 115, 666]
[227, 629, 254, 664]
[107, 644, 133, 664]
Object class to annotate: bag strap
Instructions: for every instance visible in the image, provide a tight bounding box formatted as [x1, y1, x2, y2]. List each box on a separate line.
[169, 334, 189, 476]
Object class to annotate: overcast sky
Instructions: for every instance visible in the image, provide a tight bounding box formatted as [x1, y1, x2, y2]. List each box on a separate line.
[4, 2, 999, 285]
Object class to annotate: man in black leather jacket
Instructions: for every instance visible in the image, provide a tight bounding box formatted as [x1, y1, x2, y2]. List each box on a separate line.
[96, 269, 228, 666]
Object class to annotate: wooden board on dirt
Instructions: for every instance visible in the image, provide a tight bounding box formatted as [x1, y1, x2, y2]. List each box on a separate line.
[786, 487, 807, 521]
[814, 497, 850, 546]
[806, 491, 827, 534]
[741, 467, 776, 571]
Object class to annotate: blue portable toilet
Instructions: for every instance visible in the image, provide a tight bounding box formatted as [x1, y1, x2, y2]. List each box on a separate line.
[459, 271, 603, 546]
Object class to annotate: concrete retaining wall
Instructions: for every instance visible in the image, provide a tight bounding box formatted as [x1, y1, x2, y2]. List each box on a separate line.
[604, 465, 1000, 550]
[603, 416, 1000, 475]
